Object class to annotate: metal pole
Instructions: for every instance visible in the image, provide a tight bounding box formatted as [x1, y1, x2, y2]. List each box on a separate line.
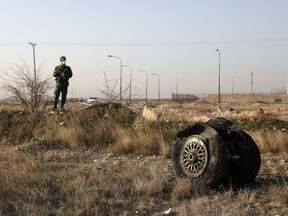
[139, 70, 148, 102]
[108, 55, 122, 100]
[129, 67, 132, 103]
[287, 74, 288, 95]
[249, 72, 254, 94]
[152, 73, 160, 101]
[158, 75, 160, 101]
[251, 72, 254, 93]
[216, 49, 221, 103]
[29, 42, 36, 82]
[232, 76, 235, 94]
[122, 65, 132, 104]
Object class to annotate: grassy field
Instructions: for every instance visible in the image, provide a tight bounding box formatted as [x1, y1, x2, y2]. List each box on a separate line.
[0, 101, 287, 215]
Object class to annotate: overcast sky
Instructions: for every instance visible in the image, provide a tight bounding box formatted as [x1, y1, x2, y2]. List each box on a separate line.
[1, 0, 288, 99]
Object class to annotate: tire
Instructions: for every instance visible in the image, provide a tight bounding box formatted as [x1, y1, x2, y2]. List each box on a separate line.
[226, 130, 261, 186]
[172, 123, 231, 187]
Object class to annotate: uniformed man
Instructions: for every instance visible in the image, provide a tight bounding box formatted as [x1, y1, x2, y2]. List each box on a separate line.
[53, 56, 73, 111]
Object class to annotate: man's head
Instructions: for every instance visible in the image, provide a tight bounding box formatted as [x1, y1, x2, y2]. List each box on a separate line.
[60, 56, 66, 65]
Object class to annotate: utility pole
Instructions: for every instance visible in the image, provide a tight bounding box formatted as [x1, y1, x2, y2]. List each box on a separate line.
[29, 42, 37, 83]
[28, 42, 37, 111]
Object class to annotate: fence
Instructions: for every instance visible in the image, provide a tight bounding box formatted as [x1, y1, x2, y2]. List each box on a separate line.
[204, 93, 288, 103]
[170, 93, 288, 104]
[171, 93, 199, 103]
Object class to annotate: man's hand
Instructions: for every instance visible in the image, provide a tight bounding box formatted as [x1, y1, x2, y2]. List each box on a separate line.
[61, 72, 65, 77]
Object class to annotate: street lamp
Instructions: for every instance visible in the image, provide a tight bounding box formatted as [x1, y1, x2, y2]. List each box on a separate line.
[174, 77, 178, 102]
[138, 70, 148, 102]
[151, 73, 160, 101]
[108, 55, 123, 100]
[216, 49, 221, 103]
[122, 65, 132, 104]
[232, 76, 235, 94]
[249, 72, 254, 94]
[287, 74, 288, 95]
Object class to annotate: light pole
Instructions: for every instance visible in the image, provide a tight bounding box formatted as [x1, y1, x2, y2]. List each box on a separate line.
[175, 77, 178, 102]
[29, 42, 37, 83]
[232, 76, 235, 94]
[122, 65, 132, 104]
[151, 73, 160, 101]
[216, 49, 221, 103]
[249, 72, 254, 94]
[108, 55, 123, 100]
[138, 70, 148, 102]
[287, 74, 288, 96]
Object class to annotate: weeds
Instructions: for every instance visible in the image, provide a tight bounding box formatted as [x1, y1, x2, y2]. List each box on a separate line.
[1, 102, 287, 154]
[0, 102, 288, 215]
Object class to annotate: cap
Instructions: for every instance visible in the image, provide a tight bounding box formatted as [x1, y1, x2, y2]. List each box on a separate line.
[60, 56, 66, 61]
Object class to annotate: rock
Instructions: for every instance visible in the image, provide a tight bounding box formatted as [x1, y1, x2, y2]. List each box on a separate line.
[163, 208, 172, 214]
[142, 105, 158, 121]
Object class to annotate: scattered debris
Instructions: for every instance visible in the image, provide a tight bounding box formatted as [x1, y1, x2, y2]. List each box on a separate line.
[142, 105, 158, 121]
[163, 208, 172, 215]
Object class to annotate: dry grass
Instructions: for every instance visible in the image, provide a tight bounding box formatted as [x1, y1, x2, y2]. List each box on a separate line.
[1, 145, 287, 215]
[0, 101, 288, 215]
[251, 131, 288, 153]
[174, 181, 288, 216]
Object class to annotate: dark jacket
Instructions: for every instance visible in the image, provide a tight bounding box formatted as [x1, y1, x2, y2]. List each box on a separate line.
[53, 64, 73, 84]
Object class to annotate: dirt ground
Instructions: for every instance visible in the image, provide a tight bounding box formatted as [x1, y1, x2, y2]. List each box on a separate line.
[16, 142, 288, 215]
[1, 100, 288, 215]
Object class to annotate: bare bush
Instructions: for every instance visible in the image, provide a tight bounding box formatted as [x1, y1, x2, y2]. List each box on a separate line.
[0, 61, 53, 111]
[99, 71, 130, 102]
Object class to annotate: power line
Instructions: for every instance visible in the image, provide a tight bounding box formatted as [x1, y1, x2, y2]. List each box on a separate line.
[39, 38, 288, 46]
[1, 37, 288, 47]
[37, 37, 288, 46]
[0, 43, 26, 46]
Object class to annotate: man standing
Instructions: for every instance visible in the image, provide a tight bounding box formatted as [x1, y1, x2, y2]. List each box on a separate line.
[53, 56, 73, 112]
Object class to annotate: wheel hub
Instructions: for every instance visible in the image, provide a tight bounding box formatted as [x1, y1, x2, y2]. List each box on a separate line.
[187, 152, 198, 163]
[179, 137, 209, 177]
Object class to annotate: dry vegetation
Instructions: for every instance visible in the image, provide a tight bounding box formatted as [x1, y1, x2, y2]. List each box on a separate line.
[0, 101, 287, 215]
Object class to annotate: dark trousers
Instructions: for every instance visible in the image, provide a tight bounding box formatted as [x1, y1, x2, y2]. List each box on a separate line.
[53, 82, 68, 110]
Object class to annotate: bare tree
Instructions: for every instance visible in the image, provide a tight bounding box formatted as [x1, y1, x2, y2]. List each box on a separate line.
[99, 71, 130, 102]
[0, 61, 53, 112]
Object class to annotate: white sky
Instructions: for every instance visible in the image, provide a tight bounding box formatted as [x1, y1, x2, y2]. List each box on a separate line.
[0, 0, 288, 99]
